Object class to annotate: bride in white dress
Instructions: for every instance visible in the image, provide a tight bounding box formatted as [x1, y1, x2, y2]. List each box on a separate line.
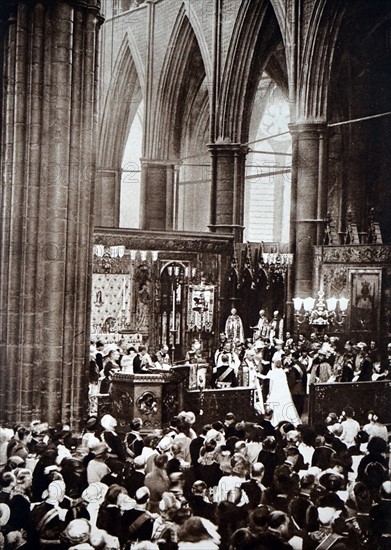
[260, 359, 301, 426]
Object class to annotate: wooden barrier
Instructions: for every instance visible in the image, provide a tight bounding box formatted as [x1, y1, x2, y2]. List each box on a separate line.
[308, 380, 391, 426]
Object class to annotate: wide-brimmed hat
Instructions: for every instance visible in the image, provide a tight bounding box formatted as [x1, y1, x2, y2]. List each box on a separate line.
[330, 453, 353, 472]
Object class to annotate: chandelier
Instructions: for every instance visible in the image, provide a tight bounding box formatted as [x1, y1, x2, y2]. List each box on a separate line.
[293, 290, 349, 327]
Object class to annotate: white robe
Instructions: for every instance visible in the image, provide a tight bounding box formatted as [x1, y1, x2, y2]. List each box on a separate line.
[266, 367, 301, 426]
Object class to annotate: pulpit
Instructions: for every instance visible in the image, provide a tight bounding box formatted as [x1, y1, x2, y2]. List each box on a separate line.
[110, 372, 180, 433]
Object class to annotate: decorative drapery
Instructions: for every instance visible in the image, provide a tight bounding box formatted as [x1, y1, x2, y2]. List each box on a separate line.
[187, 284, 215, 332]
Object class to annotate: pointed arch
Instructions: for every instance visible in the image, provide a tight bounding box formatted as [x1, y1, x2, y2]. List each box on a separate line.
[298, 0, 348, 121]
[183, 1, 212, 86]
[218, 0, 286, 143]
[98, 36, 143, 169]
[152, 6, 208, 159]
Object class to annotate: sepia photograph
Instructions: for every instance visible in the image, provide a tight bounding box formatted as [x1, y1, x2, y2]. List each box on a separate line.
[0, 0, 391, 548]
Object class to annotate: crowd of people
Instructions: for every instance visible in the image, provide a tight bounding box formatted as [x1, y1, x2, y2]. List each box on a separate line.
[0, 403, 390, 549]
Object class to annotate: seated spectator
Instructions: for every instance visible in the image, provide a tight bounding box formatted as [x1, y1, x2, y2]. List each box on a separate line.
[120, 486, 154, 547]
[31, 480, 67, 548]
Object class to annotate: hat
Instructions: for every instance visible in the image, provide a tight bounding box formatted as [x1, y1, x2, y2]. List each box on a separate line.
[317, 492, 344, 510]
[100, 414, 117, 431]
[7, 455, 25, 469]
[225, 412, 236, 420]
[88, 440, 108, 457]
[15, 468, 32, 485]
[134, 455, 146, 469]
[319, 472, 344, 492]
[130, 417, 142, 430]
[135, 486, 150, 504]
[330, 452, 353, 472]
[45, 481, 66, 504]
[355, 342, 367, 350]
[255, 340, 265, 349]
[0, 471, 15, 488]
[159, 492, 180, 513]
[117, 492, 136, 511]
[62, 519, 91, 545]
[0, 504, 10, 527]
[81, 482, 108, 504]
[274, 338, 284, 345]
[157, 436, 172, 453]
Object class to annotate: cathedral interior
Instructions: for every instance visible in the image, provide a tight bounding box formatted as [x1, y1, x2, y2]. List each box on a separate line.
[1, 0, 391, 428]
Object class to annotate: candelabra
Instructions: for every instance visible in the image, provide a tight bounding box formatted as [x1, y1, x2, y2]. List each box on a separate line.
[293, 290, 349, 328]
[165, 262, 197, 362]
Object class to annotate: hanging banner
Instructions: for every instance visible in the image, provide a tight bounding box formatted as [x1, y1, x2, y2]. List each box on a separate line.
[187, 284, 215, 332]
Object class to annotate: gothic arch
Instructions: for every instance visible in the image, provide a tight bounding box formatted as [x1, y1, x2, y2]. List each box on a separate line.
[182, 1, 212, 86]
[152, 6, 209, 159]
[98, 35, 144, 169]
[298, 0, 348, 121]
[218, 0, 286, 143]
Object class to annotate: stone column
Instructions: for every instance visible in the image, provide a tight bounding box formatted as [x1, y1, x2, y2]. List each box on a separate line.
[289, 123, 327, 297]
[208, 142, 247, 242]
[0, 0, 102, 427]
[139, 161, 175, 231]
